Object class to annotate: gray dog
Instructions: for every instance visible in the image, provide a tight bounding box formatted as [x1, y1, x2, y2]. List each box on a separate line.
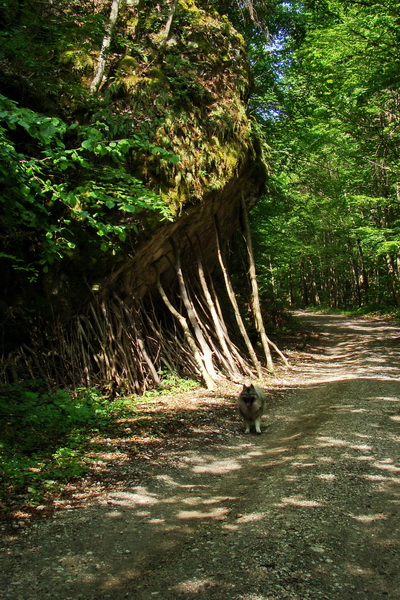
[238, 384, 266, 433]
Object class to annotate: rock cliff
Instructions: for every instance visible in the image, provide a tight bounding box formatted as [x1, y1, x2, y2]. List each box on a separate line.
[0, 0, 267, 391]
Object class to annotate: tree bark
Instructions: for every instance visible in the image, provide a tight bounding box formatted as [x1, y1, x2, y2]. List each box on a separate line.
[241, 197, 274, 371]
[159, 0, 178, 54]
[385, 253, 400, 306]
[90, 0, 121, 94]
[195, 243, 242, 379]
[173, 244, 218, 381]
[156, 275, 215, 390]
[207, 275, 255, 377]
[241, 197, 289, 370]
[356, 238, 369, 304]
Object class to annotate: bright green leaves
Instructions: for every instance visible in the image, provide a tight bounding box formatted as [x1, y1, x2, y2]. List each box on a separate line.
[77, 126, 180, 165]
[0, 95, 67, 146]
[0, 94, 176, 278]
[150, 145, 180, 164]
[251, 0, 400, 309]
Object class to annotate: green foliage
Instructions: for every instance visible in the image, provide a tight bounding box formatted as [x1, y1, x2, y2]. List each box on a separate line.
[250, 0, 400, 310]
[0, 383, 114, 504]
[0, 0, 256, 291]
[0, 375, 201, 510]
[142, 370, 200, 398]
[0, 94, 176, 277]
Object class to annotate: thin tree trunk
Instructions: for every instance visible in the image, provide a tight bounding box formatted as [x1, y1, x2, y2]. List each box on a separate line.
[159, 0, 178, 54]
[356, 238, 369, 304]
[90, 0, 121, 94]
[214, 216, 262, 378]
[241, 197, 274, 371]
[348, 239, 362, 307]
[207, 276, 255, 377]
[116, 296, 161, 387]
[301, 259, 309, 306]
[194, 244, 242, 379]
[385, 253, 400, 306]
[241, 197, 289, 370]
[289, 266, 294, 306]
[268, 256, 276, 299]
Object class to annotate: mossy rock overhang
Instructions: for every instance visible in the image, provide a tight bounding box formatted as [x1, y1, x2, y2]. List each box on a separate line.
[110, 150, 266, 300]
[81, 0, 268, 303]
[0, 0, 269, 324]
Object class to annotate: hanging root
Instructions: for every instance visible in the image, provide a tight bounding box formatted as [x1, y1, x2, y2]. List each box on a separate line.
[240, 196, 290, 370]
[1, 216, 288, 393]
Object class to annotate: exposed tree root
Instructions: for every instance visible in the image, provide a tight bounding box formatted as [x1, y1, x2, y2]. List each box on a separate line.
[1, 219, 288, 393]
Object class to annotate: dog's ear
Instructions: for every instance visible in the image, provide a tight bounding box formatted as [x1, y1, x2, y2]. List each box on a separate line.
[249, 384, 255, 390]
[242, 384, 247, 391]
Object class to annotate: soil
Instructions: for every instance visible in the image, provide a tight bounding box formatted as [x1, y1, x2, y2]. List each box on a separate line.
[1, 312, 400, 600]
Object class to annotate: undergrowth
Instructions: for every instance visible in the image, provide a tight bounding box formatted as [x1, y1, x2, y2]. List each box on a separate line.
[305, 305, 400, 320]
[0, 382, 108, 509]
[145, 370, 200, 397]
[0, 373, 199, 514]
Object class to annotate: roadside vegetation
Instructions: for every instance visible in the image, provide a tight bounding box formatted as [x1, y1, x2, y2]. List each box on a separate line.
[0, 373, 199, 516]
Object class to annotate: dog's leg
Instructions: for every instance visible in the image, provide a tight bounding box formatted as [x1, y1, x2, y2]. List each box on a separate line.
[255, 417, 261, 434]
[244, 420, 251, 434]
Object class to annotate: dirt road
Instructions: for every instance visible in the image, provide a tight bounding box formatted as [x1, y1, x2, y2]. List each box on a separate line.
[1, 313, 399, 600]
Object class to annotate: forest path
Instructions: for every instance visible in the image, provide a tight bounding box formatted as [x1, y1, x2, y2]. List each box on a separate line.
[1, 313, 400, 600]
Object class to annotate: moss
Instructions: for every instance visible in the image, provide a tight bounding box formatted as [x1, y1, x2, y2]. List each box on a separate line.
[61, 48, 95, 74]
[116, 55, 138, 75]
[90, 0, 264, 214]
[145, 67, 169, 85]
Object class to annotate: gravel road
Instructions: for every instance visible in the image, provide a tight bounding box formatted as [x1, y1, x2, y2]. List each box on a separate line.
[1, 312, 399, 600]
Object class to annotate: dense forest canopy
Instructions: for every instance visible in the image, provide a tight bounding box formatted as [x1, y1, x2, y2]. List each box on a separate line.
[1, 0, 400, 394]
[253, 0, 400, 309]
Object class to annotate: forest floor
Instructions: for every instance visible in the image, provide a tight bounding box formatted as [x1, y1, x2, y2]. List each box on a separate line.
[1, 312, 400, 600]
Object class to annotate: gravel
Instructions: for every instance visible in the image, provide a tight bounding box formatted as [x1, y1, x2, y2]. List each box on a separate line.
[1, 312, 399, 600]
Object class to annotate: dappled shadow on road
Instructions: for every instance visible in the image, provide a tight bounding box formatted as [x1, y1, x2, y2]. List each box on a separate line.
[3, 375, 399, 599]
[287, 312, 400, 383]
[1, 314, 400, 600]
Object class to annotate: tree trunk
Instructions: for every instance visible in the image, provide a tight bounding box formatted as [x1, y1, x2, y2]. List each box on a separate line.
[159, 0, 178, 54]
[241, 197, 289, 370]
[301, 259, 309, 306]
[156, 275, 215, 390]
[385, 253, 400, 306]
[173, 244, 218, 381]
[241, 197, 274, 371]
[90, 0, 121, 94]
[195, 243, 242, 379]
[207, 275, 255, 378]
[356, 238, 369, 304]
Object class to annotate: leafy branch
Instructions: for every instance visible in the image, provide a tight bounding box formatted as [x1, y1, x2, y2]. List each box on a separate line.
[0, 94, 179, 277]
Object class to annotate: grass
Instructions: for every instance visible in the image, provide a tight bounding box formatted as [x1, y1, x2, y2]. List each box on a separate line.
[303, 304, 400, 320]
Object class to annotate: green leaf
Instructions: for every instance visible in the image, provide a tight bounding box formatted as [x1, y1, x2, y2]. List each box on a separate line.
[81, 139, 94, 150]
[168, 153, 180, 164]
[120, 204, 137, 213]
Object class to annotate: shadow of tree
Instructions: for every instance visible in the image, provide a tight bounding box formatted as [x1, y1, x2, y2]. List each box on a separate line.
[1, 313, 399, 600]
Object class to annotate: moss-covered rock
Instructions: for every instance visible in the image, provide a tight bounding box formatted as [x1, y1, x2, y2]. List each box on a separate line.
[99, 0, 261, 212]
[0, 0, 267, 381]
